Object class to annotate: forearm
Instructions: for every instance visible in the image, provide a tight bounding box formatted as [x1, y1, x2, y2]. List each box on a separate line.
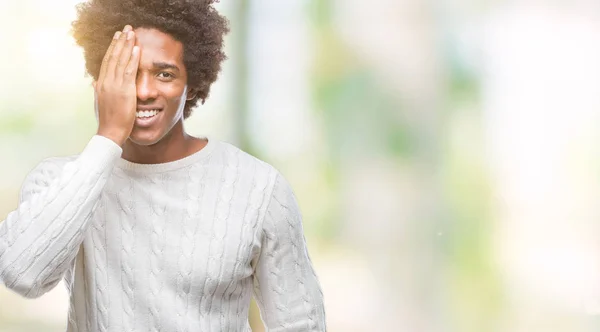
[0, 135, 122, 298]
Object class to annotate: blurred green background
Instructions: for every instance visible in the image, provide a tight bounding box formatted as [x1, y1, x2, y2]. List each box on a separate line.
[3, 0, 600, 331]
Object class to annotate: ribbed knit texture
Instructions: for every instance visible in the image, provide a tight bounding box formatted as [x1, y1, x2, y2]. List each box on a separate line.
[0, 135, 326, 331]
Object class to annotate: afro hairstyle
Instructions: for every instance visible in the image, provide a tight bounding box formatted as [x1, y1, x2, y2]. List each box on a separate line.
[71, 0, 229, 119]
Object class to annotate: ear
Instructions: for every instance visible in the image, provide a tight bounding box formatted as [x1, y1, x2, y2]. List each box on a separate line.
[186, 88, 199, 101]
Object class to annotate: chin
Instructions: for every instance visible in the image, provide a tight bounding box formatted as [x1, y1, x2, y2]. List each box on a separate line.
[128, 130, 165, 146]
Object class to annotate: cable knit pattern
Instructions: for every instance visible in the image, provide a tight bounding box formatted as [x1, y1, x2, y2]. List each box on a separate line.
[64, 260, 78, 331]
[206, 149, 240, 321]
[176, 160, 210, 331]
[91, 197, 109, 332]
[2, 160, 86, 291]
[0, 137, 120, 299]
[149, 173, 169, 332]
[82, 249, 92, 332]
[115, 169, 137, 332]
[0, 135, 326, 331]
[230, 161, 271, 331]
[252, 174, 327, 331]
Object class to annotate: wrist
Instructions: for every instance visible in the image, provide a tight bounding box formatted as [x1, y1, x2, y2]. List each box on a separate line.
[96, 129, 128, 146]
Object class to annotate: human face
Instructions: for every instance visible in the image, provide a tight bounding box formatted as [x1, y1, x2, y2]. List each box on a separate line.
[128, 28, 193, 146]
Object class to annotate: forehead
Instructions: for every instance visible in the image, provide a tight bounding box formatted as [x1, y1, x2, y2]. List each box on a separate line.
[133, 28, 184, 65]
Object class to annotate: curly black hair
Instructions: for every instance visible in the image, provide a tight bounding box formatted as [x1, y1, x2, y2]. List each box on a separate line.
[71, 0, 229, 119]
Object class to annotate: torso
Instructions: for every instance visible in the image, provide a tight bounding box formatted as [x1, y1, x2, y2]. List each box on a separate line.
[63, 139, 277, 332]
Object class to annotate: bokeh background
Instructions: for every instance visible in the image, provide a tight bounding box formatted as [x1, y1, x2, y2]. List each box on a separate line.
[2, 0, 600, 331]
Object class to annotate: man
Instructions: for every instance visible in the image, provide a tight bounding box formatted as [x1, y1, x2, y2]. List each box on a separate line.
[0, 0, 326, 331]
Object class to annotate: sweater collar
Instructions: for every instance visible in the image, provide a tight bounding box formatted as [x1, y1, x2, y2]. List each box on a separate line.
[116, 135, 218, 173]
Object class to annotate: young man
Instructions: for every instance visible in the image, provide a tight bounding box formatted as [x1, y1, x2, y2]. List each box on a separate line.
[0, 0, 326, 331]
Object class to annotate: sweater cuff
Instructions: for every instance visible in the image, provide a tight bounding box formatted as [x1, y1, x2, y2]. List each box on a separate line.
[79, 135, 123, 169]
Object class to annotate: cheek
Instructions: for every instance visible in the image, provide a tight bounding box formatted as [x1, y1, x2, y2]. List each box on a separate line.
[162, 85, 188, 105]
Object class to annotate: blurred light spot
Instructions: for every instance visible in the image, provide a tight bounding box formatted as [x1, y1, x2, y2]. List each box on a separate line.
[26, 27, 86, 86]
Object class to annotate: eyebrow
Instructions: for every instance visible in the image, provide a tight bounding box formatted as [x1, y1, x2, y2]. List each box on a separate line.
[152, 62, 180, 73]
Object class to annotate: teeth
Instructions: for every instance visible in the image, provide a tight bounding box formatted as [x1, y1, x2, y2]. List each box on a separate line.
[136, 109, 159, 118]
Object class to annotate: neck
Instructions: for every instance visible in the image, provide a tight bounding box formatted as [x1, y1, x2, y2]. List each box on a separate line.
[121, 120, 203, 164]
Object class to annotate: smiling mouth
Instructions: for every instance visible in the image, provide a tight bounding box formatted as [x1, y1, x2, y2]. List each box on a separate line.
[135, 109, 162, 118]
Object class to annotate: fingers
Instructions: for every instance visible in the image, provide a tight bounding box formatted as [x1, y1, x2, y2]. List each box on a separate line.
[105, 31, 128, 81]
[115, 30, 137, 79]
[123, 46, 140, 85]
[104, 25, 133, 82]
[98, 30, 122, 83]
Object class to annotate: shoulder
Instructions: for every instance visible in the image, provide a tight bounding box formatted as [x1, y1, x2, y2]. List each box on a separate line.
[19, 154, 79, 201]
[211, 140, 298, 201]
[213, 140, 281, 184]
[26, 154, 78, 180]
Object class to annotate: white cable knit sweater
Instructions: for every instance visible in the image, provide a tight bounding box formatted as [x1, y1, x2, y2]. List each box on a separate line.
[0, 135, 326, 331]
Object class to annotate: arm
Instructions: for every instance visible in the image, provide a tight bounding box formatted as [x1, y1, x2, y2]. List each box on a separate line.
[252, 172, 327, 331]
[0, 135, 122, 298]
[0, 24, 139, 299]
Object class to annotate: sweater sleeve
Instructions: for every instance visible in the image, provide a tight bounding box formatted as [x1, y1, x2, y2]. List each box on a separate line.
[0, 135, 122, 298]
[252, 172, 327, 331]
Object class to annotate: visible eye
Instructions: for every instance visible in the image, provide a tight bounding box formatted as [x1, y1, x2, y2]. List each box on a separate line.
[158, 72, 173, 79]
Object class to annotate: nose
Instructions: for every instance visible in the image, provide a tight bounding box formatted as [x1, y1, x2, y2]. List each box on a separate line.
[136, 74, 159, 102]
